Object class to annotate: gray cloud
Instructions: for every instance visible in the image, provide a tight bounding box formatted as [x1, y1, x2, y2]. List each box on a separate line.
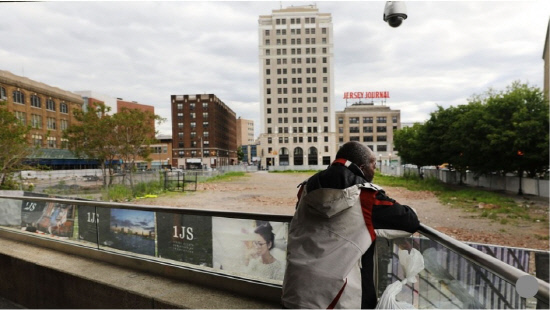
[1, 1, 548, 137]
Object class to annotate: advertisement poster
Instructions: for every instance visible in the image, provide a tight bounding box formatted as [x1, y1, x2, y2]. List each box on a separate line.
[98, 208, 155, 256]
[21, 192, 49, 230]
[21, 193, 76, 238]
[77, 205, 111, 244]
[212, 218, 287, 281]
[156, 213, 213, 267]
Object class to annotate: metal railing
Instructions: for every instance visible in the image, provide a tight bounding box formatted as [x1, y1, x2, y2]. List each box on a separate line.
[0, 193, 548, 308]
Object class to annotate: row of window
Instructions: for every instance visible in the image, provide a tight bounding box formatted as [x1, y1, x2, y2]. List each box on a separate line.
[268, 136, 328, 144]
[265, 26, 327, 35]
[265, 57, 329, 66]
[266, 67, 328, 76]
[266, 76, 328, 85]
[338, 116, 398, 124]
[267, 116, 329, 124]
[340, 126, 389, 133]
[266, 47, 328, 56]
[176, 112, 209, 119]
[175, 150, 218, 158]
[176, 121, 210, 129]
[14, 111, 69, 130]
[265, 37, 328, 45]
[176, 140, 210, 148]
[266, 97, 330, 104]
[31, 135, 69, 148]
[266, 126, 328, 134]
[176, 131, 209, 139]
[2, 88, 70, 113]
[175, 102, 209, 110]
[267, 106, 326, 114]
[266, 86, 329, 95]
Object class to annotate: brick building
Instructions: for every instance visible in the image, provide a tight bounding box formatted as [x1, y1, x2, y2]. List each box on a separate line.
[0, 70, 83, 150]
[171, 94, 237, 169]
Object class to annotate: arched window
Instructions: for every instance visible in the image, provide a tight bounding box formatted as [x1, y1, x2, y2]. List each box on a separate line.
[46, 99, 56, 111]
[308, 147, 318, 165]
[60, 102, 68, 114]
[13, 91, 25, 104]
[293, 147, 303, 166]
[279, 147, 289, 166]
[30, 95, 41, 108]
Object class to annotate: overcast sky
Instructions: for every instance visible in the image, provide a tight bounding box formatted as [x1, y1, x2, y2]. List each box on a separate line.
[2, 1, 548, 137]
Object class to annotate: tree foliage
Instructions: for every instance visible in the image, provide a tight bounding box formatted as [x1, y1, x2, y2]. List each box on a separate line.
[0, 101, 32, 188]
[394, 82, 549, 186]
[64, 103, 165, 191]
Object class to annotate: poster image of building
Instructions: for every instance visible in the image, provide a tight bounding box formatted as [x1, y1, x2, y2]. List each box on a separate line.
[212, 217, 287, 282]
[100, 208, 155, 256]
[156, 212, 213, 267]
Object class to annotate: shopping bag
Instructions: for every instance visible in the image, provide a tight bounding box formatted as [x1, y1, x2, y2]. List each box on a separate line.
[375, 248, 425, 309]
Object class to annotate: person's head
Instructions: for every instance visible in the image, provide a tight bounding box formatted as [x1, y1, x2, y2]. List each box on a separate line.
[335, 141, 377, 182]
[253, 222, 275, 255]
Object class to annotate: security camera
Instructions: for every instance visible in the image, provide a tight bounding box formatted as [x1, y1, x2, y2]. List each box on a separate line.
[383, 1, 407, 28]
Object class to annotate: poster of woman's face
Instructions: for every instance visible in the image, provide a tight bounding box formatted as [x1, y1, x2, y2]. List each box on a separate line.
[211, 217, 287, 282]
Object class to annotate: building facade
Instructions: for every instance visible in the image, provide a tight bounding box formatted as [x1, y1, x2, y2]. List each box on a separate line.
[0, 70, 83, 150]
[236, 117, 255, 147]
[258, 5, 336, 168]
[171, 94, 237, 169]
[336, 103, 401, 165]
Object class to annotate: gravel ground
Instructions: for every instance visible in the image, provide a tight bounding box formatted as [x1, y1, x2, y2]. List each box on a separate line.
[136, 171, 549, 251]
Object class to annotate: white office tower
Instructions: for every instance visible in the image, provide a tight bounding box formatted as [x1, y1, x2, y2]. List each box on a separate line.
[258, 5, 336, 169]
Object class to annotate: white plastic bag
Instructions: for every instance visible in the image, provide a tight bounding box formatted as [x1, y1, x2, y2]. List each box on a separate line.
[375, 248, 425, 309]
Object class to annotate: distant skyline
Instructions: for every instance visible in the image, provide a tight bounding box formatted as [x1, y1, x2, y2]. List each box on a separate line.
[2, 1, 548, 138]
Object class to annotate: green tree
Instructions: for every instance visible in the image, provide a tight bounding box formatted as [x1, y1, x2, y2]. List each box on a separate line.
[0, 101, 32, 189]
[64, 102, 118, 186]
[237, 146, 244, 163]
[112, 107, 164, 192]
[393, 123, 432, 177]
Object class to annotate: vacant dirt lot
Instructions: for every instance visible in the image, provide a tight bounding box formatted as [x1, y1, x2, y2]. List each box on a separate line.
[138, 171, 549, 251]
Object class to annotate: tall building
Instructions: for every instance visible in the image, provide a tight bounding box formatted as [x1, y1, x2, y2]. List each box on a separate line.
[258, 5, 336, 168]
[0, 70, 82, 150]
[73, 90, 118, 113]
[335, 103, 401, 165]
[171, 94, 237, 169]
[236, 117, 255, 146]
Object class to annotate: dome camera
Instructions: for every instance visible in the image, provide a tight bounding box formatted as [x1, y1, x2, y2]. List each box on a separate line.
[383, 1, 407, 28]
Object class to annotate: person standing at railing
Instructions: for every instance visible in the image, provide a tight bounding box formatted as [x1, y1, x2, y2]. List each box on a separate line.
[281, 141, 420, 309]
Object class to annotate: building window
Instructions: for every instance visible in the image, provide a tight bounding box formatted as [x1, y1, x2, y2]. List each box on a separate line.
[31, 114, 42, 129]
[377, 126, 387, 132]
[349, 117, 359, 124]
[178, 122, 183, 129]
[30, 95, 41, 108]
[46, 99, 56, 111]
[13, 91, 25, 104]
[363, 136, 373, 142]
[0, 87, 6, 100]
[377, 135, 387, 142]
[203, 121, 209, 127]
[47, 117, 57, 130]
[363, 126, 373, 133]
[392, 116, 398, 123]
[47, 137, 56, 148]
[349, 127, 360, 133]
[202, 102, 208, 108]
[32, 135, 42, 147]
[190, 122, 196, 128]
[377, 116, 387, 123]
[60, 119, 68, 130]
[15, 111, 26, 124]
[377, 145, 387, 152]
[363, 117, 373, 123]
[177, 103, 183, 109]
[60, 103, 68, 114]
